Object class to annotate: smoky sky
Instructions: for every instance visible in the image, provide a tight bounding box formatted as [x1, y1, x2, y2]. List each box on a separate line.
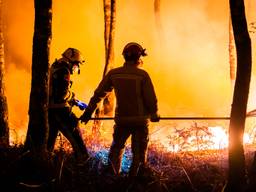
[2, 0, 256, 133]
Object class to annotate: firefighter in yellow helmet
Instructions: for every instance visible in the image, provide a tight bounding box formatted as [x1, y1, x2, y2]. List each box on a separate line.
[80, 42, 160, 176]
[48, 48, 89, 159]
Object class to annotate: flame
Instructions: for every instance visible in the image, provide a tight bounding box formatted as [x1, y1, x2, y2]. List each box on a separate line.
[9, 127, 26, 146]
[157, 126, 254, 152]
[208, 126, 228, 149]
[9, 123, 255, 156]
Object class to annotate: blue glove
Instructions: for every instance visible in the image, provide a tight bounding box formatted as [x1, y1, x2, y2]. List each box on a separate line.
[75, 99, 88, 110]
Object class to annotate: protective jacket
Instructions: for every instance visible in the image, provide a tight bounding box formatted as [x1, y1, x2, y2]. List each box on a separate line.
[86, 62, 158, 125]
[49, 59, 74, 108]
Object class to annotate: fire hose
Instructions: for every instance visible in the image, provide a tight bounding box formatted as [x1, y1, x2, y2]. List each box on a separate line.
[77, 100, 256, 120]
[77, 99, 256, 121]
[84, 115, 256, 120]
[87, 117, 231, 120]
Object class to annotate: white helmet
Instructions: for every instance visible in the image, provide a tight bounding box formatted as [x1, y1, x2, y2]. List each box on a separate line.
[62, 48, 85, 64]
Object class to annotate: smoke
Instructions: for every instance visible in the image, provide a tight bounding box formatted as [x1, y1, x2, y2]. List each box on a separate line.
[146, 0, 231, 116]
[3, 0, 33, 72]
[3, 0, 256, 136]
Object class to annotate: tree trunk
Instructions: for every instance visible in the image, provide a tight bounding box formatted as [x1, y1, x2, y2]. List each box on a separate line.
[0, 0, 9, 147]
[102, 0, 116, 76]
[102, 0, 115, 116]
[24, 0, 52, 153]
[92, 0, 116, 137]
[225, 0, 252, 191]
[229, 16, 236, 85]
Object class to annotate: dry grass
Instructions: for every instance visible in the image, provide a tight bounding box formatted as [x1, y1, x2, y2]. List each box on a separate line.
[1, 132, 256, 192]
[0, 144, 230, 192]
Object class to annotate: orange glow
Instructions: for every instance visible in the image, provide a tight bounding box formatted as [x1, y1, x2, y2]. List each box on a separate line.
[150, 125, 254, 152]
[10, 124, 255, 154]
[3, 1, 256, 146]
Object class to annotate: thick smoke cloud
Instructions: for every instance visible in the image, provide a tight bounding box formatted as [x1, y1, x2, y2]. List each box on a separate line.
[2, 0, 256, 137]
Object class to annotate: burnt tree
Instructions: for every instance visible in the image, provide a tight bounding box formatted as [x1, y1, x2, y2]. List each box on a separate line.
[92, 0, 116, 137]
[225, 0, 252, 191]
[24, 0, 52, 153]
[0, 0, 9, 147]
[102, 0, 116, 116]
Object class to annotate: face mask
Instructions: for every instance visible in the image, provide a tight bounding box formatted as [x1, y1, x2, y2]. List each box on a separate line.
[72, 64, 80, 74]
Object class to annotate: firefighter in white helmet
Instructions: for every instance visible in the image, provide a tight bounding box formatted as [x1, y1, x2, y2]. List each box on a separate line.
[80, 42, 160, 176]
[48, 48, 89, 160]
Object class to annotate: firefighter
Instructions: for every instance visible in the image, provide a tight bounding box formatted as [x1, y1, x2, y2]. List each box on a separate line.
[80, 42, 160, 176]
[48, 48, 89, 160]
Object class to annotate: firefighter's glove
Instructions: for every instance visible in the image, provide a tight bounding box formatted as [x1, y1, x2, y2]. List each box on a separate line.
[75, 100, 88, 110]
[79, 109, 92, 124]
[150, 113, 160, 122]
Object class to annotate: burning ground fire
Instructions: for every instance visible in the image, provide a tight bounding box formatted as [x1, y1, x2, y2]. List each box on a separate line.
[9, 121, 256, 151]
[150, 123, 255, 153]
[8, 121, 256, 173]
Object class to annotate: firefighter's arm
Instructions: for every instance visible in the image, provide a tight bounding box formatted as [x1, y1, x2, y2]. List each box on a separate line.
[66, 91, 87, 110]
[80, 72, 113, 123]
[79, 107, 92, 124]
[58, 68, 78, 106]
[142, 73, 160, 122]
[53, 67, 73, 102]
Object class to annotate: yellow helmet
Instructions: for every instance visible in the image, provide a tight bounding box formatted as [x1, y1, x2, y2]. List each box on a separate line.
[62, 48, 85, 64]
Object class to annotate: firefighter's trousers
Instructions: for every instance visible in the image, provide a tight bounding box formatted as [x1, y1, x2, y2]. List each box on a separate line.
[48, 108, 89, 158]
[108, 123, 149, 176]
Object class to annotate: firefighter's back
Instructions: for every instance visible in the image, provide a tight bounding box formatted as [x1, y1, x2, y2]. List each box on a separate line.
[109, 65, 151, 124]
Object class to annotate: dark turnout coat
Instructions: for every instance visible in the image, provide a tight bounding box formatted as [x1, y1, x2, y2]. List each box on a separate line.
[49, 59, 74, 109]
[86, 63, 158, 125]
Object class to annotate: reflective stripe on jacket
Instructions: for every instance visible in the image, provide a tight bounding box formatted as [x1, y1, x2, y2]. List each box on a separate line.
[86, 63, 158, 124]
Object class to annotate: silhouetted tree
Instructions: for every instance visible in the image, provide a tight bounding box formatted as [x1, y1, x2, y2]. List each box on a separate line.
[102, 0, 116, 116]
[103, 0, 116, 85]
[24, 0, 52, 153]
[0, 0, 9, 147]
[229, 15, 236, 85]
[225, 0, 252, 191]
[92, 0, 116, 137]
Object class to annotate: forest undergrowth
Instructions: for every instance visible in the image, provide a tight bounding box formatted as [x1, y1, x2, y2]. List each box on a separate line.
[1, 141, 256, 192]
